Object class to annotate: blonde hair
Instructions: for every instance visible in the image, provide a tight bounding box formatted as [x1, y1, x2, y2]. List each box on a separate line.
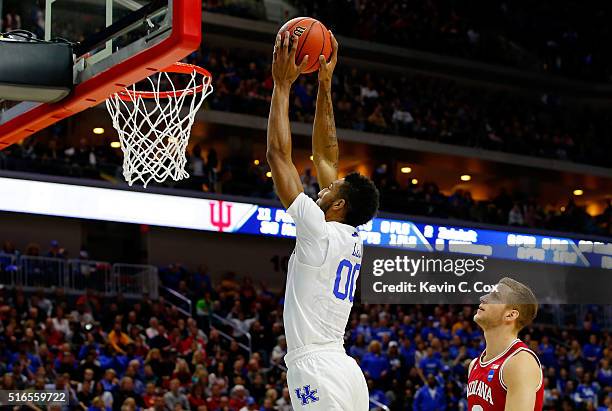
[145, 348, 161, 362]
[368, 340, 382, 353]
[499, 277, 538, 331]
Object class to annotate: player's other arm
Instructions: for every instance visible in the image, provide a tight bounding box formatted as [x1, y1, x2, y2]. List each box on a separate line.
[312, 32, 339, 189]
[266, 32, 310, 208]
[503, 351, 541, 411]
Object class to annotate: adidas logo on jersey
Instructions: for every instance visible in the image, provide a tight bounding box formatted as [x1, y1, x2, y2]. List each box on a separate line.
[467, 380, 494, 405]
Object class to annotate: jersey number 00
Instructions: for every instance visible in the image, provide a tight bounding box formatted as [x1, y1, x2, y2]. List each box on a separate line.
[333, 259, 360, 302]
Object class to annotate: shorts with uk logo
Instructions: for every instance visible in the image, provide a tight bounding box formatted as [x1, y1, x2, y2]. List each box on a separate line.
[285, 343, 369, 410]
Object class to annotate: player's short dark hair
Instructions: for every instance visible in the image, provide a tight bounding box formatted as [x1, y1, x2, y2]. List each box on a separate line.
[339, 172, 380, 227]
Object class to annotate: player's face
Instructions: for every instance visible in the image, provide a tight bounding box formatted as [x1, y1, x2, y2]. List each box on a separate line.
[316, 178, 345, 212]
[473, 283, 514, 328]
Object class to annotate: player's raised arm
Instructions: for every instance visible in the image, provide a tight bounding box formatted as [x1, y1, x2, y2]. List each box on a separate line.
[312, 32, 339, 189]
[266, 32, 311, 208]
[503, 351, 541, 411]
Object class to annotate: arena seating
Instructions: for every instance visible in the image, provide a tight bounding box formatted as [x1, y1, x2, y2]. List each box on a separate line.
[189, 45, 612, 168]
[0, 241, 610, 410]
[208, 0, 612, 83]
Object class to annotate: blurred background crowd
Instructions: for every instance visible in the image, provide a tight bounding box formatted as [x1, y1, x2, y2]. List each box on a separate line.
[0, 247, 611, 410]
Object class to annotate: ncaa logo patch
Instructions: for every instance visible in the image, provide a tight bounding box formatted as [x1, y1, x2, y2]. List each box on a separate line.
[487, 369, 495, 381]
[487, 364, 499, 382]
[295, 385, 319, 406]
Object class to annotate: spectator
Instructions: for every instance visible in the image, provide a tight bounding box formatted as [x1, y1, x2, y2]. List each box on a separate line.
[508, 202, 525, 226]
[361, 340, 390, 380]
[270, 335, 287, 365]
[229, 384, 249, 409]
[413, 374, 446, 411]
[108, 322, 132, 355]
[112, 376, 145, 411]
[300, 168, 319, 199]
[275, 387, 292, 411]
[89, 396, 111, 411]
[164, 378, 190, 411]
[418, 347, 443, 381]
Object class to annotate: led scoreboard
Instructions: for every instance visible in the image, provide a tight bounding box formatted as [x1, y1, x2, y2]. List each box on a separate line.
[242, 204, 612, 270]
[0, 176, 610, 270]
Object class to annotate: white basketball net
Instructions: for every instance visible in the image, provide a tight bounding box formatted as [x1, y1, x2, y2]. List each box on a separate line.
[106, 69, 213, 187]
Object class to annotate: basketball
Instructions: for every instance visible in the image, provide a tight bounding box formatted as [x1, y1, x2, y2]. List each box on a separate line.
[278, 17, 332, 74]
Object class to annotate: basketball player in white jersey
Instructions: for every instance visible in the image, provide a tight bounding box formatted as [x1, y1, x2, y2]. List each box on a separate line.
[266, 31, 379, 410]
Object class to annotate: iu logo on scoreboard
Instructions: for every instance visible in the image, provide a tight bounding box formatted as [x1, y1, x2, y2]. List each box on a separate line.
[210, 200, 232, 232]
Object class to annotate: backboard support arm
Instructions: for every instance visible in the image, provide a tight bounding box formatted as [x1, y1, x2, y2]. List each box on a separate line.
[0, 0, 201, 150]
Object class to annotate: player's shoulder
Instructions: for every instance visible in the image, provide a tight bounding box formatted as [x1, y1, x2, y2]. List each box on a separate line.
[505, 349, 540, 369]
[327, 221, 361, 242]
[501, 349, 542, 389]
[288, 193, 326, 227]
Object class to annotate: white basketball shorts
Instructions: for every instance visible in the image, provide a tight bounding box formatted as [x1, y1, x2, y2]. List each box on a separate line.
[285, 343, 369, 411]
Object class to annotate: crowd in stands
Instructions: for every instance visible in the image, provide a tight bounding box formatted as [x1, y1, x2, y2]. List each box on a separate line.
[374, 173, 612, 237]
[193, 45, 612, 167]
[4, 3, 612, 166]
[0, 242, 611, 410]
[6, 0, 612, 82]
[206, 0, 612, 83]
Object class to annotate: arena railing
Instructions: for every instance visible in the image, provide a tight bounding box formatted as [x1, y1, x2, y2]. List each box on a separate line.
[20, 255, 68, 288]
[111, 264, 159, 299]
[0, 254, 158, 299]
[210, 312, 253, 356]
[159, 285, 193, 317]
[67, 259, 114, 294]
[0, 252, 16, 267]
[0, 252, 18, 284]
[156, 286, 254, 357]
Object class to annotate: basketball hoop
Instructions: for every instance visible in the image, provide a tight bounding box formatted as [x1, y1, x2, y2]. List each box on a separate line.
[105, 62, 213, 187]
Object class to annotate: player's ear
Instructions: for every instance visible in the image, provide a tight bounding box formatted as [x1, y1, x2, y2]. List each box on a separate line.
[332, 198, 345, 210]
[505, 308, 519, 323]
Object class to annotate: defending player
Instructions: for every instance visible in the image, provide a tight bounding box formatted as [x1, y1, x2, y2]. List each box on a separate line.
[468, 277, 544, 410]
[266, 31, 379, 410]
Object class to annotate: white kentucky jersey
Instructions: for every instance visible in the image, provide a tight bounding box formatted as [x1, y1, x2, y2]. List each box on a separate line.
[284, 192, 363, 352]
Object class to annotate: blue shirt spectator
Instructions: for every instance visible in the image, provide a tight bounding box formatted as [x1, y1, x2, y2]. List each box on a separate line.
[361, 341, 390, 380]
[596, 360, 612, 387]
[372, 320, 394, 342]
[538, 337, 556, 368]
[349, 334, 368, 360]
[413, 376, 446, 411]
[583, 335, 603, 367]
[573, 381, 599, 406]
[400, 339, 416, 369]
[355, 314, 373, 343]
[419, 348, 443, 377]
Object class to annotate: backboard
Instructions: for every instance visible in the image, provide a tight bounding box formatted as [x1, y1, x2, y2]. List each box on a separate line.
[0, 0, 202, 149]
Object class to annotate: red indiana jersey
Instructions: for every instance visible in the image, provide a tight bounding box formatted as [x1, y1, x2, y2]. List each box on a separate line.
[467, 339, 544, 410]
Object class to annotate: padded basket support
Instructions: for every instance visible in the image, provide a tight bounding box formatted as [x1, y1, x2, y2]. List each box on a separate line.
[0, 40, 73, 102]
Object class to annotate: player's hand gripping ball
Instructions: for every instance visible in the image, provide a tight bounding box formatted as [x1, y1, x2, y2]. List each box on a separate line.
[278, 17, 333, 74]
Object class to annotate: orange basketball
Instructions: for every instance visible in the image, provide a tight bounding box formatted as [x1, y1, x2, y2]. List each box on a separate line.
[278, 17, 332, 74]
